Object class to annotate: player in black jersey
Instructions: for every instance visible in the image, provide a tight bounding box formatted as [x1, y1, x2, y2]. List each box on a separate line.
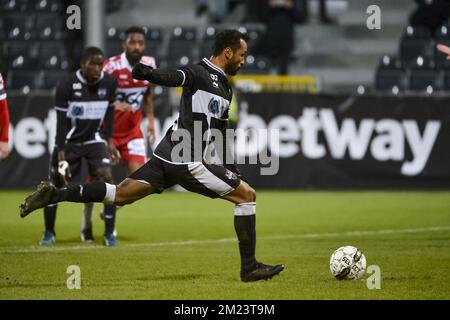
[40, 47, 121, 247]
[20, 30, 284, 282]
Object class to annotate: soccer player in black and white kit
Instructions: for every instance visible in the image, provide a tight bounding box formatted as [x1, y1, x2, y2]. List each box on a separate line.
[40, 47, 121, 247]
[20, 30, 284, 282]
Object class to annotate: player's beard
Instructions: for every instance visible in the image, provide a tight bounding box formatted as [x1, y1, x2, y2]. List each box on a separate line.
[126, 51, 143, 66]
[226, 62, 241, 76]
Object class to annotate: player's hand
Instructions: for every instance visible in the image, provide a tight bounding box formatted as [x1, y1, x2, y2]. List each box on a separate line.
[0, 141, 9, 160]
[147, 119, 156, 144]
[58, 160, 71, 186]
[437, 43, 450, 59]
[114, 101, 134, 113]
[132, 63, 153, 81]
[108, 141, 121, 165]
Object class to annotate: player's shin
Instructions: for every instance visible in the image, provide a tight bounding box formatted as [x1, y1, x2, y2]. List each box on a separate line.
[102, 204, 116, 235]
[44, 204, 57, 233]
[56, 181, 116, 204]
[234, 202, 257, 274]
[82, 203, 95, 231]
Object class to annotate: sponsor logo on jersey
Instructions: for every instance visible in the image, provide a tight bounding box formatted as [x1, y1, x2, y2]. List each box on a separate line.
[208, 98, 221, 115]
[98, 88, 107, 98]
[225, 169, 237, 180]
[73, 83, 82, 90]
[71, 105, 84, 117]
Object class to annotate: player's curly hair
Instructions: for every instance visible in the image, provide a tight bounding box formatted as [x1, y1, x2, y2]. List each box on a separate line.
[212, 30, 249, 57]
[125, 26, 146, 37]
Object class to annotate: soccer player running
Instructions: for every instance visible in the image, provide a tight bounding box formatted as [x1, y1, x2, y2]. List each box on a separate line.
[0, 72, 10, 160]
[20, 30, 284, 282]
[81, 26, 157, 237]
[39, 47, 121, 247]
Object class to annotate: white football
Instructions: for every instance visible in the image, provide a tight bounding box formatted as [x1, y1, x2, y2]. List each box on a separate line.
[330, 246, 367, 280]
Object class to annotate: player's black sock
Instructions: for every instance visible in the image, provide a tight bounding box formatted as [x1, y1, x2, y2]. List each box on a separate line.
[102, 204, 116, 235]
[43, 204, 57, 233]
[234, 215, 257, 273]
[56, 181, 107, 203]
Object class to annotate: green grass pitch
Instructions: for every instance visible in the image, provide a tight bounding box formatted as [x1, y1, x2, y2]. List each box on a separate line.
[0, 190, 449, 299]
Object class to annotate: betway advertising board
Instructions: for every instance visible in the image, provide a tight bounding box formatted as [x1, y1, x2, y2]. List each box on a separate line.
[0, 94, 449, 189]
[235, 93, 450, 189]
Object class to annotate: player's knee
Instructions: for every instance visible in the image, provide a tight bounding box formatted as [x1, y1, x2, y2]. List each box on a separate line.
[242, 185, 256, 203]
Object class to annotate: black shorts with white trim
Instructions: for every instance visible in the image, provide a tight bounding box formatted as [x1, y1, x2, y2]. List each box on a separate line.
[129, 155, 241, 198]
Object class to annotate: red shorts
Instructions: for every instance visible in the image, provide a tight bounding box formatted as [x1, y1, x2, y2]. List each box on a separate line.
[114, 132, 147, 165]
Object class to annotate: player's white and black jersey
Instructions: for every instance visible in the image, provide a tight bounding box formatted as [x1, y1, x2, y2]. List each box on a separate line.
[154, 57, 233, 164]
[54, 70, 116, 149]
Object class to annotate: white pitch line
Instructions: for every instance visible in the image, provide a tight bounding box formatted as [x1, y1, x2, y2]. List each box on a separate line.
[1, 226, 450, 254]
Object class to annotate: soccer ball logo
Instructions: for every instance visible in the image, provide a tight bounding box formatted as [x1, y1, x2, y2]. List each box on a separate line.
[330, 246, 367, 280]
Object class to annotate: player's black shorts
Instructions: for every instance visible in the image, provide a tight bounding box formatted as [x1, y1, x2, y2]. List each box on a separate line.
[129, 155, 241, 198]
[49, 143, 112, 186]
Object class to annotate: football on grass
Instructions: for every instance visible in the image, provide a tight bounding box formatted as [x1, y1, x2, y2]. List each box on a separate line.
[330, 246, 366, 280]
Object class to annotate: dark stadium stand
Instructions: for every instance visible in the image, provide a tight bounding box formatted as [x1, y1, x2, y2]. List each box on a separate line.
[375, 22, 450, 94]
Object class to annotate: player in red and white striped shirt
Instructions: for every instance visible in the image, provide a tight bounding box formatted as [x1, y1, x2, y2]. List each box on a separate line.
[0, 72, 10, 160]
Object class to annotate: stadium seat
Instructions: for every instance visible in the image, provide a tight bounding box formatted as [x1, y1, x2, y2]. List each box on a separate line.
[7, 70, 38, 93]
[3, 14, 34, 40]
[4, 41, 34, 58]
[105, 41, 123, 57]
[435, 25, 450, 41]
[403, 25, 432, 40]
[35, 14, 65, 40]
[9, 55, 36, 69]
[409, 69, 439, 92]
[408, 56, 438, 92]
[34, 0, 63, 13]
[144, 27, 163, 57]
[41, 70, 68, 90]
[375, 69, 407, 93]
[240, 55, 271, 74]
[167, 27, 198, 61]
[1, 0, 28, 12]
[166, 55, 194, 68]
[378, 55, 403, 70]
[106, 27, 125, 42]
[200, 26, 226, 58]
[399, 26, 432, 65]
[38, 42, 69, 69]
[442, 71, 450, 90]
[400, 38, 431, 65]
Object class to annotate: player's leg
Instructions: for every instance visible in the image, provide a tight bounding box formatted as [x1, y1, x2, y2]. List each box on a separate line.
[40, 149, 60, 245]
[41, 146, 81, 245]
[92, 166, 117, 246]
[173, 162, 283, 282]
[221, 180, 284, 282]
[20, 157, 166, 217]
[85, 143, 119, 246]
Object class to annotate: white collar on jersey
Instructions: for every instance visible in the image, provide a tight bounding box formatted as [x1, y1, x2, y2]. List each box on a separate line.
[120, 52, 133, 71]
[202, 57, 227, 77]
[76, 69, 104, 85]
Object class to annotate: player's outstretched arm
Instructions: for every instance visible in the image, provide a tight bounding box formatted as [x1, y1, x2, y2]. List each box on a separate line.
[132, 63, 184, 87]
